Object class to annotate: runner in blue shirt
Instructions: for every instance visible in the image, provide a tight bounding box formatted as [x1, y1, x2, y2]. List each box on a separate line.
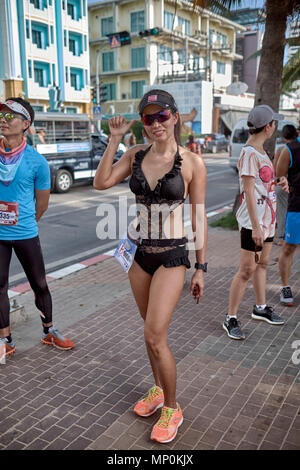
[0, 98, 74, 358]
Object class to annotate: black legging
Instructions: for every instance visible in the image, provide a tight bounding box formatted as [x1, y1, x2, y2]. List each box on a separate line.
[0, 236, 52, 329]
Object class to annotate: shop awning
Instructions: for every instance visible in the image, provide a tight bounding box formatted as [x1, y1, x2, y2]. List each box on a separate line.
[220, 109, 249, 131]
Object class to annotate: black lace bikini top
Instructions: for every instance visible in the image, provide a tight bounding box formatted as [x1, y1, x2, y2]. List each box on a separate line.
[128, 146, 187, 249]
[129, 145, 185, 204]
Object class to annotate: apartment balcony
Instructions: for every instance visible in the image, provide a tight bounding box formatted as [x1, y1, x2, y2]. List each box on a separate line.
[64, 49, 89, 69]
[28, 2, 55, 22]
[26, 40, 56, 62]
[27, 78, 51, 101]
[63, 13, 88, 35]
[64, 84, 90, 103]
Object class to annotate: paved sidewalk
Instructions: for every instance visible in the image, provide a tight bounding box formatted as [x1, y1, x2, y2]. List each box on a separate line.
[0, 226, 299, 450]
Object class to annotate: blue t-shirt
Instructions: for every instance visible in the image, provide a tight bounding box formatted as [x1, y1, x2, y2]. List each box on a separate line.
[0, 144, 50, 240]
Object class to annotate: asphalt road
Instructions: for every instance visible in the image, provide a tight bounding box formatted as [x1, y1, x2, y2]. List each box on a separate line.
[9, 153, 238, 285]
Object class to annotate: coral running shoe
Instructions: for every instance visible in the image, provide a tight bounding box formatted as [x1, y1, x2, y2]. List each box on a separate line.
[41, 327, 74, 350]
[134, 386, 164, 417]
[151, 403, 183, 443]
[0, 337, 16, 358]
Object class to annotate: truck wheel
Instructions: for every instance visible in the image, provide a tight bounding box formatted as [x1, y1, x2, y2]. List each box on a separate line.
[55, 169, 73, 193]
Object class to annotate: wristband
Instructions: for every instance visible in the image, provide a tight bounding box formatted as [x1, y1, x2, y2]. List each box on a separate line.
[194, 262, 208, 272]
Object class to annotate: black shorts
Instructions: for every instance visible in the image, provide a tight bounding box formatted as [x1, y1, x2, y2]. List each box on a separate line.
[134, 245, 190, 276]
[240, 227, 274, 252]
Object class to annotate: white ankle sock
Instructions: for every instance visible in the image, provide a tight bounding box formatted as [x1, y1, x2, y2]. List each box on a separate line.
[256, 304, 266, 310]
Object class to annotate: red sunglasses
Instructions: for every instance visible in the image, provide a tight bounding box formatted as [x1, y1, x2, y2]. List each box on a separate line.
[141, 110, 171, 126]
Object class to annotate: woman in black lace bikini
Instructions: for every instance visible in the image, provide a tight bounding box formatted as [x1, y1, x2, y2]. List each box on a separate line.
[94, 90, 207, 444]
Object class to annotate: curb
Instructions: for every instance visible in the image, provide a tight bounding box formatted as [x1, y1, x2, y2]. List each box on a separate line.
[8, 204, 232, 299]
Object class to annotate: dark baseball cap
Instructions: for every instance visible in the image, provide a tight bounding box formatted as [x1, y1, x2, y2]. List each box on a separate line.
[247, 104, 284, 130]
[139, 90, 178, 114]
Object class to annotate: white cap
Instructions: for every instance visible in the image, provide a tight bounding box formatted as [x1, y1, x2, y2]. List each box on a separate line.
[0, 99, 31, 122]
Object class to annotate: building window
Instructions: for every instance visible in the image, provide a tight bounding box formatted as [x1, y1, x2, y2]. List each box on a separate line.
[64, 30, 67, 47]
[67, 3, 75, 19]
[52, 63, 56, 82]
[84, 35, 87, 51]
[177, 50, 185, 65]
[70, 67, 84, 90]
[131, 80, 145, 99]
[130, 10, 145, 33]
[217, 61, 226, 74]
[85, 69, 88, 86]
[32, 29, 42, 48]
[32, 105, 44, 112]
[131, 47, 146, 68]
[65, 107, 78, 114]
[26, 20, 30, 39]
[217, 32, 227, 47]
[159, 45, 172, 62]
[101, 17, 113, 37]
[164, 11, 174, 30]
[32, 22, 49, 49]
[102, 51, 114, 72]
[106, 83, 116, 100]
[67, 0, 81, 21]
[30, 0, 47, 9]
[178, 17, 190, 36]
[65, 66, 69, 82]
[69, 32, 82, 56]
[50, 25, 54, 44]
[33, 61, 50, 87]
[28, 60, 32, 78]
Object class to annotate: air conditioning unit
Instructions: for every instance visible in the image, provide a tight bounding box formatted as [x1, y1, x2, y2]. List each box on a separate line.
[122, 93, 130, 99]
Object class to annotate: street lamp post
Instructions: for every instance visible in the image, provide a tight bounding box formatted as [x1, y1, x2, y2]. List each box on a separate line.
[96, 48, 100, 107]
[95, 47, 103, 132]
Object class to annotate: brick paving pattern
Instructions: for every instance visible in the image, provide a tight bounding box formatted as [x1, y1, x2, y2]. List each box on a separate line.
[0, 227, 299, 450]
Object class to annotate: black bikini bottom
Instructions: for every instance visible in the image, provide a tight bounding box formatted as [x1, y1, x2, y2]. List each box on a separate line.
[134, 245, 190, 276]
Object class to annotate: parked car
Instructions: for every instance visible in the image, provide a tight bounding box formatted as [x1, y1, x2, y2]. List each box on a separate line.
[201, 133, 229, 153]
[229, 118, 297, 171]
[33, 112, 125, 193]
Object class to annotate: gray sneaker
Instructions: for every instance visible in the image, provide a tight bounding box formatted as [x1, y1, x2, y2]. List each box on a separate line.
[280, 286, 294, 306]
[223, 316, 245, 340]
[252, 305, 284, 325]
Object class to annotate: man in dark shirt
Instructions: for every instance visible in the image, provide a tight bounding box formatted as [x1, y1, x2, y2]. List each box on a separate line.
[276, 136, 300, 306]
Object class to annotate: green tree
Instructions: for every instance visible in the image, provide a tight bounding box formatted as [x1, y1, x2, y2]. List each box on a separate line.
[193, 0, 300, 155]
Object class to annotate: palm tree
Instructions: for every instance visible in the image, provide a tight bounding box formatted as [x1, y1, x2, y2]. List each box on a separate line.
[193, 0, 300, 154]
[282, 37, 300, 91]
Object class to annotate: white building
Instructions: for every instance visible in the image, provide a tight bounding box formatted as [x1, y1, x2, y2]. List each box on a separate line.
[0, 0, 90, 114]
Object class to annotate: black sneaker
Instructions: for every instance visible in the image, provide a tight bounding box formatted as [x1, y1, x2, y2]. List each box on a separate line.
[251, 305, 284, 325]
[280, 286, 294, 306]
[223, 316, 245, 340]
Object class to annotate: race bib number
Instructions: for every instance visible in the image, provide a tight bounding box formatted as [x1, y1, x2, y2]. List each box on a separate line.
[114, 232, 137, 272]
[269, 191, 276, 203]
[0, 201, 19, 225]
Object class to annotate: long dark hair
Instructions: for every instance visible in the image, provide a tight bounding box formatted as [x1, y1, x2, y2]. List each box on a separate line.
[139, 89, 181, 145]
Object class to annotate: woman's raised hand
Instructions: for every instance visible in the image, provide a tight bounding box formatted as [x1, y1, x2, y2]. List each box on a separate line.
[109, 116, 136, 137]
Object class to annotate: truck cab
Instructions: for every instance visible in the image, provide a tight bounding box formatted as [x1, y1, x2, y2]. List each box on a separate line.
[33, 112, 124, 193]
